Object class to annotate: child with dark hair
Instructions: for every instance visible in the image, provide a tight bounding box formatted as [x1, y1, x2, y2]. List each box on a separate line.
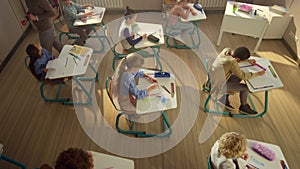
[119, 6, 146, 50]
[210, 47, 265, 115]
[55, 148, 94, 169]
[118, 6, 151, 57]
[26, 43, 54, 80]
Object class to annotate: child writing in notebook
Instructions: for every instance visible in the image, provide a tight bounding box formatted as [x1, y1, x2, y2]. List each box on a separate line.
[211, 132, 255, 169]
[62, 0, 94, 46]
[118, 6, 151, 57]
[210, 47, 265, 115]
[168, 0, 197, 36]
[112, 53, 158, 112]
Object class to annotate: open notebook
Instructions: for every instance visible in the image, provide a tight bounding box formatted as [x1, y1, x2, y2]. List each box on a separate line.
[239, 61, 274, 90]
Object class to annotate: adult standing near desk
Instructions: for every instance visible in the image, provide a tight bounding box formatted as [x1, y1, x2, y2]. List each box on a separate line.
[210, 47, 265, 115]
[62, 0, 94, 46]
[25, 0, 63, 55]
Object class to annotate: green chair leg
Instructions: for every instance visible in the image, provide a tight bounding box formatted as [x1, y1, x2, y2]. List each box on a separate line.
[40, 83, 69, 103]
[0, 155, 27, 169]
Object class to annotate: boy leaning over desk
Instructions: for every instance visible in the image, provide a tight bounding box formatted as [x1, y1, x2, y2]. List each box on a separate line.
[210, 47, 265, 115]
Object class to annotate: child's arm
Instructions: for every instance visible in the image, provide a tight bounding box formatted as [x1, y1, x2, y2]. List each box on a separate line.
[124, 28, 143, 46]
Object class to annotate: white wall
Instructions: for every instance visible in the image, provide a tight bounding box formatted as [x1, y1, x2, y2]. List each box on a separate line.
[0, 0, 27, 65]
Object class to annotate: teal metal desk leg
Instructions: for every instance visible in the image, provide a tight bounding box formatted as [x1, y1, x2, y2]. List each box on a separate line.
[204, 94, 232, 116]
[151, 46, 162, 71]
[90, 24, 105, 53]
[63, 77, 95, 105]
[0, 155, 27, 169]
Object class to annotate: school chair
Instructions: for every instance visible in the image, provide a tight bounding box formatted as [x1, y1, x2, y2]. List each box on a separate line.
[24, 56, 70, 103]
[202, 59, 259, 118]
[104, 26, 163, 71]
[53, 16, 79, 43]
[105, 77, 172, 137]
[0, 144, 27, 169]
[207, 155, 214, 169]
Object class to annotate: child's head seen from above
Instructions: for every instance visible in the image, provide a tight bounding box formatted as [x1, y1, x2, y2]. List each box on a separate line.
[218, 132, 247, 159]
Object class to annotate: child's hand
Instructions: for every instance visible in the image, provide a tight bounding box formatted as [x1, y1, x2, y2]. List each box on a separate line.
[142, 34, 147, 39]
[147, 83, 158, 92]
[43, 68, 48, 73]
[257, 70, 265, 76]
[242, 153, 249, 160]
[248, 59, 256, 65]
[84, 11, 93, 17]
[191, 10, 197, 16]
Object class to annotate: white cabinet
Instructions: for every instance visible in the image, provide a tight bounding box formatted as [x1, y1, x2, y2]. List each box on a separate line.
[264, 12, 292, 39]
[217, 1, 292, 52]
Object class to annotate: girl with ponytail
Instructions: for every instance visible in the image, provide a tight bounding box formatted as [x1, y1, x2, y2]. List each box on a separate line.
[112, 53, 158, 112]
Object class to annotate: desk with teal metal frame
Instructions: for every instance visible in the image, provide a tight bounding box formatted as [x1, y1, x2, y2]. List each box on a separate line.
[46, 45, 98, 105]
[204, 57, 283, 118]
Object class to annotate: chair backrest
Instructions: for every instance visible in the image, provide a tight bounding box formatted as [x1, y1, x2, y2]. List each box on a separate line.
[24, 56, 48, 83]
[207, 155, 214, 169]
[105, 76, 121, 111]
[104, 26, 129, 56]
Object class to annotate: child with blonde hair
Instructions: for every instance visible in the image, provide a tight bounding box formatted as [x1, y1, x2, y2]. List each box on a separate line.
[211, 132, 255, 169]
[112, 53, 158, 112]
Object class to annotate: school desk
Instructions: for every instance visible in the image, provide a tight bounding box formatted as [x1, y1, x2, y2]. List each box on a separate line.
[73, 6, 106, 53]
[246, 139, 290, 169]
[204, 57, 283, 118]
[73, 7, 106, 26]
[45, 45, 98, 105]
[134, 22, 164, 70]
[135, 69, 176, 137]
[217, 1, 292, 53]
[91, 151, 134, 169]
[236, 56, 283, 118]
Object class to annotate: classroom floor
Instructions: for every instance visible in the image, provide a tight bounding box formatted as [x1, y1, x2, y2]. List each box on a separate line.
[0, 11, 300, 169]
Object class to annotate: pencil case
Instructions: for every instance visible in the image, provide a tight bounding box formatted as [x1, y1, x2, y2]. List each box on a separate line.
[147, 34, 159, 43]
[154, 72, 170, 78]
[193, 4, 203, 13]
[251, 142, 276, 161]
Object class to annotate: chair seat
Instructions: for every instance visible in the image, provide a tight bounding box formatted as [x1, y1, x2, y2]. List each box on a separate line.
[61, 24, 70, 33]
[115, 43, 131, 55]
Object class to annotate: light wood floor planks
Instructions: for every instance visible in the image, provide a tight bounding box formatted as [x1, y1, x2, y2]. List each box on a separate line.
[0, 12, 299, 169]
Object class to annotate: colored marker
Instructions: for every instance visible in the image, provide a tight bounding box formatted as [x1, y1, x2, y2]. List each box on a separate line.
[280, 160, 288, 169]
[268, 65, 277, 78]
[255, 63, 266, 71]
[65, 58, 68, 67]
[171, 83, 175, 97]
[73, 57, 78, 65]
[69, 52, 81, 60]
[161, 85, 171, 95]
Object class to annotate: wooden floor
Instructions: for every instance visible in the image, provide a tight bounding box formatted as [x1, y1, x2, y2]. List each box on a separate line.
[1, 12, 300, 169]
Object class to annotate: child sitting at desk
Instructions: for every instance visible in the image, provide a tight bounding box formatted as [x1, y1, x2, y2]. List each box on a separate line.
[112, 53, 158, 112]
[118, 6, 151, 57]
[62, 0, 94, 46]
[210, 47, 265, 115]
[168, 0, 197, 37]
[26, 43, 55, 81]
[211, 132, 255, 169]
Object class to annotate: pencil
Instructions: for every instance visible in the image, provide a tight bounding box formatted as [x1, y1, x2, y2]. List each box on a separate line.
[161, 85, 171, 95]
